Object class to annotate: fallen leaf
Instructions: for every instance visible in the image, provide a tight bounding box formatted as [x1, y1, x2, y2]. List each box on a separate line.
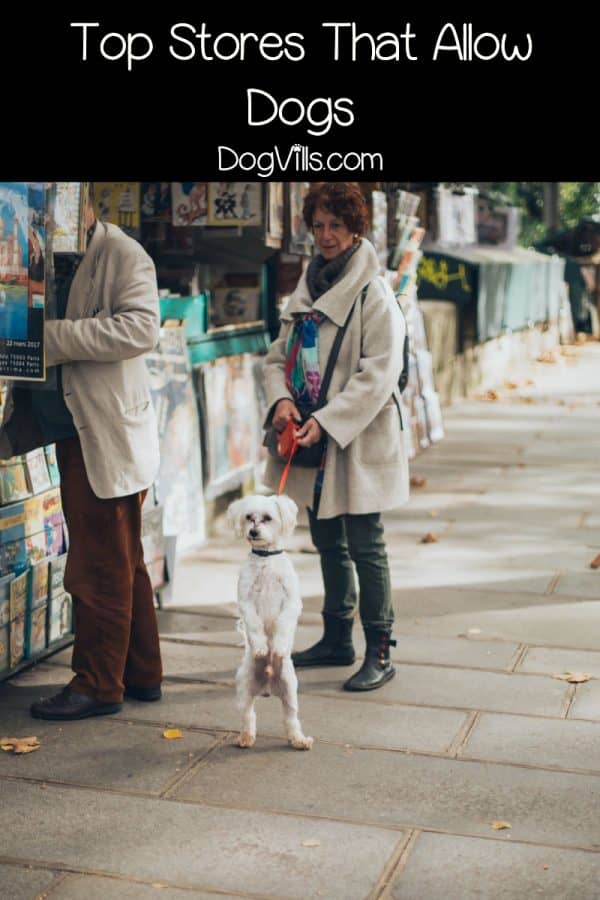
[491, 821, 511, 830]
[537, 351, 558, 364]
[504, 381, 519, 390]
[420, 533, 439, 544]
[410, 476, 427, 488]
[162, 729, 183, 740]
[590, 553, 600, 570]
[0, 736, 41, 754]
[551, 672, 592, 684]
[543, 865, 550, 871]
[526, 379, 535, 385]
[302, 840, 321, 848]
[485, 390, 499, 401]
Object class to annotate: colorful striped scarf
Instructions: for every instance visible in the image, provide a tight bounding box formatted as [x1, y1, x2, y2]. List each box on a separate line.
[284, 311, 324, 410]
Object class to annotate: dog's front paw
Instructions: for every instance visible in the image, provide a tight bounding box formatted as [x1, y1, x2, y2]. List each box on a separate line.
[290, 734, 313, 751]
[237, 731, 256, 748]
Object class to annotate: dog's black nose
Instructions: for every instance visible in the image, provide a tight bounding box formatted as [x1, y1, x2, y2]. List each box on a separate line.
[249, 528, 259, 538]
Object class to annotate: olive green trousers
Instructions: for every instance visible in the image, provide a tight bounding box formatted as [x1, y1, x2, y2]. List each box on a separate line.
[308, 509, 394, 629]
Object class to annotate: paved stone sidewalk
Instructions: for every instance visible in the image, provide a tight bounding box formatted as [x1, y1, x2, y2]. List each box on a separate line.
[2, 344, 600, 899]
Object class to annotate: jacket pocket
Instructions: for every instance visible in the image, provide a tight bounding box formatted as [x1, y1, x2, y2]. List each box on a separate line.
[356, 402, 402, 466]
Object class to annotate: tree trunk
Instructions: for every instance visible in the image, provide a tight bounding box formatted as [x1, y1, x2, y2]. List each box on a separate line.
[543, 182, 560, 233]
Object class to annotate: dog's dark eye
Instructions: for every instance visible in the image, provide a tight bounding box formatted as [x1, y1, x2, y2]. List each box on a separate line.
[263, 515, 272, 522]
[246, 514, 253, 521]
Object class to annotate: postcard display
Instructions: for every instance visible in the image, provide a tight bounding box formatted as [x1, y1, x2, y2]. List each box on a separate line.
[0, 434, 69, 677]
[388, 191, 445, 459]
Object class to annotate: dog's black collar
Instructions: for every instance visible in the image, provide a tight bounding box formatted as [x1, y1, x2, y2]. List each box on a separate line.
[251, 549, 284, 557]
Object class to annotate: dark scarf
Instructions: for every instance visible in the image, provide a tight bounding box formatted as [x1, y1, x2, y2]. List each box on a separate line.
[306, 241, 361, 301]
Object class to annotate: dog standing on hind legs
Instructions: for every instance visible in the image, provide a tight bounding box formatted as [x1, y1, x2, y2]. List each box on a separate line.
[227, 494, 313, 751]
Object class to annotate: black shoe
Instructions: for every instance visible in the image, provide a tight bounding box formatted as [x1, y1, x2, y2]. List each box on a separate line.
[30, 687, 122, 720]
[343, 627, 397, 692]
[124, 685, 162, 702]
[292, 613, 356, 668]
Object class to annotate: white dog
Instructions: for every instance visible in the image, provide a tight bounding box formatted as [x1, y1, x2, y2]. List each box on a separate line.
[227, 494, 313, 751]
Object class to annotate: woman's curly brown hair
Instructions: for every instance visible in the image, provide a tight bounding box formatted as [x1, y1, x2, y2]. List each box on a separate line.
[302, 182, 369, 236]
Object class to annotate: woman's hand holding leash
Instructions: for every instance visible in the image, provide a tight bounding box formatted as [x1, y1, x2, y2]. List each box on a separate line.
[273, 399, 301, 432]
[295, 417, 323, 447]
[275, 415, 323, 495]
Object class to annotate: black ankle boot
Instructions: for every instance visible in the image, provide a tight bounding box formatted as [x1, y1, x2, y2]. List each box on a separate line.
[343, 626, 396, 691]
[292, 613, 356, 668]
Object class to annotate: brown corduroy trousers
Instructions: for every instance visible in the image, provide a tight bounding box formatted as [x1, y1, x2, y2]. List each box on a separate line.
[56, 437, 163, 703]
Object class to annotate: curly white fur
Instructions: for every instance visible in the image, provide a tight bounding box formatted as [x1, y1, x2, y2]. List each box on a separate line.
[227, 494, 313, 750]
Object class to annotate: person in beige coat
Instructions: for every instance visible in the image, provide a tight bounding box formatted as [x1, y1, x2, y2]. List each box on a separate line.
[263, 182, 409, 691]
[0, 184, 163, 719]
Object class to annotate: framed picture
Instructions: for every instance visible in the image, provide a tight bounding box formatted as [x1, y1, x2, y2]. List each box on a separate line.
[266, 182, 284, 248]
[209, 286, 261, 329]
[52, 182, 87, 253]
[288, 182, 313, 255]
[171, 182, 208, 227]
[140, 182, 172, 222]
[93, 182, 140, 237]
[207, 182, 263, 226]
[436, 185, 477, 247]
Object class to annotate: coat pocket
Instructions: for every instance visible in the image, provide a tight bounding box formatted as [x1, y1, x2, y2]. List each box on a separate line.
[356, 402, 402, 466]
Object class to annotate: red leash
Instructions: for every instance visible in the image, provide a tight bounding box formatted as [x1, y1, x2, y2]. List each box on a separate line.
[277, 437, 298, 495]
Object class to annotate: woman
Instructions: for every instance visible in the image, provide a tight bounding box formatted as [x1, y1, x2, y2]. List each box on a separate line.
[262, 182, 409, 691]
